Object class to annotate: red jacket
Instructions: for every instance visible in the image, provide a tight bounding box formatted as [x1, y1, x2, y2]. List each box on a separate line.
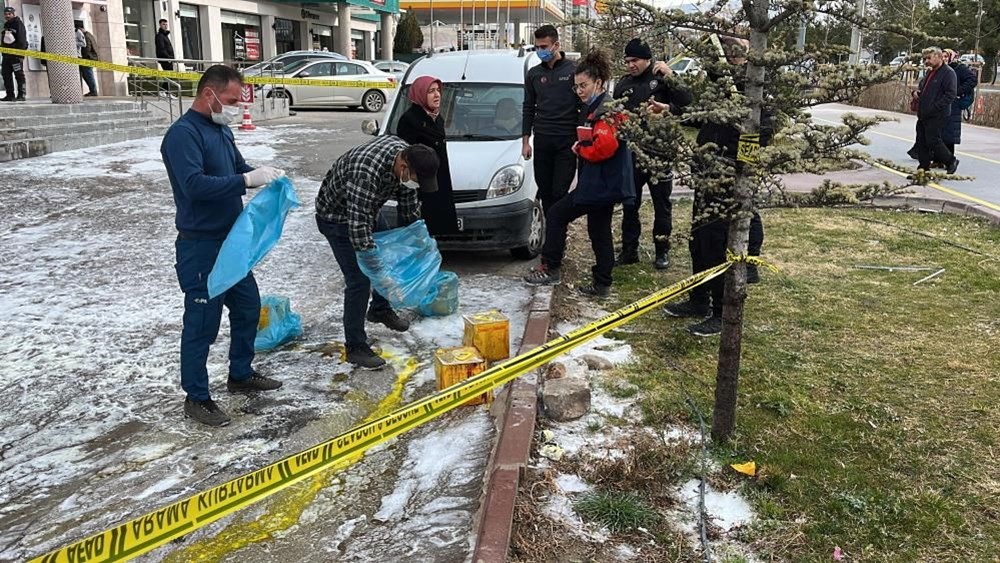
[573, 93, 635, 206]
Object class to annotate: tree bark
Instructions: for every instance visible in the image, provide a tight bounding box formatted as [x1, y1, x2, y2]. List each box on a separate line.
[711, 0, 769, 442]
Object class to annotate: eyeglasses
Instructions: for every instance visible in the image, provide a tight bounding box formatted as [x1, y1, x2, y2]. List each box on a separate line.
[571, 82, 593, 92]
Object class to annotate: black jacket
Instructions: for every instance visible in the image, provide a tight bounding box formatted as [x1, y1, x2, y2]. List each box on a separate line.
[573, 93, 635, 207]
[2, 16, 28, 51]
[613, 65, 693, 114]
[523, 54, 580, 137]
[395, 104, 459, 235]
[155, 29, 174, 59]
[917, 63, 956, 120]
[944, 62, 978, 144]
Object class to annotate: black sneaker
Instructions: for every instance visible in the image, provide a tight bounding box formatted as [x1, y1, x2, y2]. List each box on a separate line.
[688, 314, 723, 337]
[663, 300, 709, 318]
[366, 308, 409, 332]
[577, 283, 610, 298]
[524, 264, 560, 285]
[946, 159, 959, 174]
[654, 251, 670, 270]
[346, 344, 387, 369]
[14, 95, 25, 102]
[747, 264, 760, 284]
[184, 398, 231, 427]
[0, 96, 13, 102]
[227, 371, 282, 394]
[615, 248, 639, 265]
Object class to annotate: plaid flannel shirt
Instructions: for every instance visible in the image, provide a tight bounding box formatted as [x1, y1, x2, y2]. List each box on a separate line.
[315, 135, 420, 250]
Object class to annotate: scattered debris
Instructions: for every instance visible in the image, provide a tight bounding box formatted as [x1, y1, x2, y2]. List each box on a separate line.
[913, 268, 946, 285]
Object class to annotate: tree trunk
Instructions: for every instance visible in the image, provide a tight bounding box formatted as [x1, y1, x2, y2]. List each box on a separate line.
[711, 0, 769, 442]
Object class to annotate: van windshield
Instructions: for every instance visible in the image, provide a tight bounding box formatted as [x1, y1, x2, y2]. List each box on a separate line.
[388, 83, 524, 141]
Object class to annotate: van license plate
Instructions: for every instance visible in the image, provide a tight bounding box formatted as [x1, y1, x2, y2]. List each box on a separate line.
[456, 218, 464, 232]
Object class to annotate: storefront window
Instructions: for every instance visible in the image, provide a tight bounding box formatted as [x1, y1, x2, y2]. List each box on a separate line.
[179, 4, 202, 61]
[311, 24, 334, 53]
[221, 10, 262, 64]
[274, 18, 299, 55]
[123, 0, 155, 58]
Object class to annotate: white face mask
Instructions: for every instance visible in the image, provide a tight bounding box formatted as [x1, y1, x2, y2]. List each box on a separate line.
[403, 179, 420, 190]
[210, 90, 241, 125]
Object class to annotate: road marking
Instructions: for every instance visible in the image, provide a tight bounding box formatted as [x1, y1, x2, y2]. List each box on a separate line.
[868, 161, 1000, 212]
[814, 116, 1000, 166]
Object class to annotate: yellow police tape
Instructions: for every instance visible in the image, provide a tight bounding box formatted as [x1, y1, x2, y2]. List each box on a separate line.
[29, 258, 755, 563]
[0, 47, 397, 89]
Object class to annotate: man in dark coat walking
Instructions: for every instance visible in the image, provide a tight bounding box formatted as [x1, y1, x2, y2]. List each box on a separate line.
[912, 47, 959, 174]
[942, 49, 977, 156]
[155, 19, 175, 95]
[1, 6, 28, 102]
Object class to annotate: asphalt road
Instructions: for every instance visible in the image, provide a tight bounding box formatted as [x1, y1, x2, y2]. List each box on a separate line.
[811, 104, 1000, 210]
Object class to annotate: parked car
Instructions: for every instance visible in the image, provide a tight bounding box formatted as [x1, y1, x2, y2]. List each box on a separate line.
[669, 57, 702, 75]
[363, 49, 545, 259]
[372, 60, 410, 81]
[261, 59, 396, 112]
[889, 55, 907, 68]
[959, 54, 985, 65]
[243, 50, 347, 76]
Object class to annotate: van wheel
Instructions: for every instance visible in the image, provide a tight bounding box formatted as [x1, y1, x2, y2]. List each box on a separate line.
[510, 200, 545, 260]
[363, 90, 385, 112]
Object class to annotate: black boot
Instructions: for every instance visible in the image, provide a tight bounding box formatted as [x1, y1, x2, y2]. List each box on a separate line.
[615, 245, 639, 265]
[0, 94, 13, 102]
[366, 308, 410, 332]
[15, 83, 26, 102]
[654, 248, 670, 270]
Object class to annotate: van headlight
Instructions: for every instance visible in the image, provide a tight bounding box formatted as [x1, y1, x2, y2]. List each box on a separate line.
[486, 165, 524, 199]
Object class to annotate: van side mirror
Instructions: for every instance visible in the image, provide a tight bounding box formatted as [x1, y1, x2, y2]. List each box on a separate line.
[361, 119, 379, 136]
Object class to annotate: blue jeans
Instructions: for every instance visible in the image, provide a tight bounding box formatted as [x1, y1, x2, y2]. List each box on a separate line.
[79, 65, 97, 95]
[175, 238, 260, 401]
[315, 215, 391, 350]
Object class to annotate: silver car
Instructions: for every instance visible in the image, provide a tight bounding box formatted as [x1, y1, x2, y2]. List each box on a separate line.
[372, 60, 410, 82]
[262, 59, 397, 112]
[243, 50, 347, 77]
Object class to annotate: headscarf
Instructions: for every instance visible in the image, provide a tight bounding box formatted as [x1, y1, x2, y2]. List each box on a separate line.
[409, 75, 443, 118]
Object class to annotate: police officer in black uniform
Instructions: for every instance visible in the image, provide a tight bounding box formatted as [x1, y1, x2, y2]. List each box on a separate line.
[613, 38, 692, 269]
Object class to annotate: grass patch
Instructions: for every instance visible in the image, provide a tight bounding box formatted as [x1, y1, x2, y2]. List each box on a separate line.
[575, 490, 661, 533]
[594, 202, 1000, 560]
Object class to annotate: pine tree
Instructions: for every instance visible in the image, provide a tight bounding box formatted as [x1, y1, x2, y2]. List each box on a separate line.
[581, 0, 956, 441]
[394, 11, 424, 54]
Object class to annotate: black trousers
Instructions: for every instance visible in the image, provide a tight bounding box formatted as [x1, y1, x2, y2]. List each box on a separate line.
[159, 61, 174, 92]
[916, 115, 955, 170]
[541, 196, 615, 287]
[2, 56, 26, 97]
[621, 159, 673, 252]
[689, 213, 763, 315]
[532, 133, 577, 216]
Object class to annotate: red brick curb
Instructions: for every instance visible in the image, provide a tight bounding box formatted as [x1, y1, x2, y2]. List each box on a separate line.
[472, 286, 553, 563]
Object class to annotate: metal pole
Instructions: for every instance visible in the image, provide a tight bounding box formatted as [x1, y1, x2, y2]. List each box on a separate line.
[496, 0, 502, 47]
[430, 1, 435, 52]
[848, 0, 865, 64]
[471, 0, 476, 49]
[973, 0, 984, 103]
[506, 0, 512, 47]
[483, 0, 488, 50]
[460, 0, 465, 50]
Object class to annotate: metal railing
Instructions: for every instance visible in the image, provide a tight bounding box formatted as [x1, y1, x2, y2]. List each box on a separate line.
[127, 71, 185, 122]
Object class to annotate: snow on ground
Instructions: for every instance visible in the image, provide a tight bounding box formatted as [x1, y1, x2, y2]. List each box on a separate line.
[531, 315, 757, 559]
[0, 124, 533, 561]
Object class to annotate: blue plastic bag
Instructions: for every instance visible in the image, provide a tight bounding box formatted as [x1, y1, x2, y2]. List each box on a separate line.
[358, 220, 442, 309]
[208, 177, 300, 299]
[255, 295, 303, 351]
[418, 271, 459, 317]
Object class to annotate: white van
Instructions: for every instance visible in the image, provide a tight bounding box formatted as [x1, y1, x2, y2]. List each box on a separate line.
[363, 49, 545, 258]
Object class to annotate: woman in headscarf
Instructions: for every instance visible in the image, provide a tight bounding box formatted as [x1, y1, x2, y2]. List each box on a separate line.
[396, 76, 458, 236]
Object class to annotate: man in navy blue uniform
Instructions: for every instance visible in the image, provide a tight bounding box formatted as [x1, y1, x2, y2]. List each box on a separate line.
[161, 65, 284, 427]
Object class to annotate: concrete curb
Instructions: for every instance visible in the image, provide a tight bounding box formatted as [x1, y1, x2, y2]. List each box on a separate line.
[863, 195, 1000, 226]
[472, 286, 553, 563]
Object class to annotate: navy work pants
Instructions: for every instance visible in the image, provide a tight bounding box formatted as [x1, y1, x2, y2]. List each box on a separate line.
[175, 237, 259, 401]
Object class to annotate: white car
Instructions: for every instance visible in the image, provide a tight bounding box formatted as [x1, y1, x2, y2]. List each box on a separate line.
[959, 54, 985, 65]
[243, 50, 347, 76]
[363, 49, 545, 259]
[373, 60, 410, 82]
[669, 57, 703, 76]
[262, 59, 396, 112]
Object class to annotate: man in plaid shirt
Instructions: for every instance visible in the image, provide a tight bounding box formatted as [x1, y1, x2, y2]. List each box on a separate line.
[316, 135, 440, 369]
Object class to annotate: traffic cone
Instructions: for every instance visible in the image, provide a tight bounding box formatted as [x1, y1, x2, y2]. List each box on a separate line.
[239, 104, 256, 132]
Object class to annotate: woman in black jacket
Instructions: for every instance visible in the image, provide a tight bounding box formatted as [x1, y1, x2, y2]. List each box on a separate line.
[396, 75, 458, 236]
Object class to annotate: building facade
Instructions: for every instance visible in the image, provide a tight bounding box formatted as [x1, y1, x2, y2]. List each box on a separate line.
[1, 0, 399, 98]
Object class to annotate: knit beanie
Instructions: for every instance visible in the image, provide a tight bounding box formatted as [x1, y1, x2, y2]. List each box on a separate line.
[624, 38, 652, 60]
